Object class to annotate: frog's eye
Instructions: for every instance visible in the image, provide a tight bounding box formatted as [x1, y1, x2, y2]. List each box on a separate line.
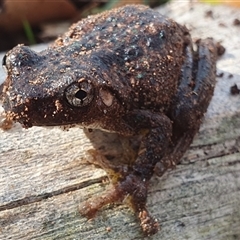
[64, 81, 94, 107]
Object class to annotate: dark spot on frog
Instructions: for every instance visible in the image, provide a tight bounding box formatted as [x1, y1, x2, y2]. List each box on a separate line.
[1, 5, 217, 236]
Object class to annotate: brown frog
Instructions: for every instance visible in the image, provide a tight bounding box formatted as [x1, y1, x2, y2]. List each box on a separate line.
[1, 5, 217, 236]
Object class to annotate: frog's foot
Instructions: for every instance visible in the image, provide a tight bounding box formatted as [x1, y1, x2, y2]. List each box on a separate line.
[79, 173, 159, 236]
[78, 184, 123, 219]
[138, 209, 159, 236]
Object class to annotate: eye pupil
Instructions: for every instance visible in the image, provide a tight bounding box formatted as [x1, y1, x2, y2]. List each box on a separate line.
[75, 90, 87, 103]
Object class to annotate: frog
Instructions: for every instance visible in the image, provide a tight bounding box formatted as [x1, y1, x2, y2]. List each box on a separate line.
[1, 5, 217, 236]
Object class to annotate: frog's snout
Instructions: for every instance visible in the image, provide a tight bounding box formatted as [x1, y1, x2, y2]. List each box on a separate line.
[2, 45, 41, 75]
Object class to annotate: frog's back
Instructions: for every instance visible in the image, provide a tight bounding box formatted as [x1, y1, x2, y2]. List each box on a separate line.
[55, 5, 186, 54]
[54, 5, 190, 111]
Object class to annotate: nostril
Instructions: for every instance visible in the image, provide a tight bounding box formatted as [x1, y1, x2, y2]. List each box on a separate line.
[4, 45, 41, 71]
[2, 54, 7, 67]
[13, 46, 36, 67]
[2, 53, 8, 72]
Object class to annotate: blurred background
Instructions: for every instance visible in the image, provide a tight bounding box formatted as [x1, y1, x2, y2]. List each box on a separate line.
[0, 0, 168, 52]
[0, 0, 239, 52]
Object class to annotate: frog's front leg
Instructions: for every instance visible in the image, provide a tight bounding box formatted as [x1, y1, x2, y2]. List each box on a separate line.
[79, 111, 173, 236]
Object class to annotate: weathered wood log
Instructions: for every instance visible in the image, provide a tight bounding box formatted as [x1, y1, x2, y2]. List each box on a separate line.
[0, 1, 240, 239]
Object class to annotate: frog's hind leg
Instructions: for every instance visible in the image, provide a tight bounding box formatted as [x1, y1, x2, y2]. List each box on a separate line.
[155, 38, 217, 176]
[172, 38, 217, 134]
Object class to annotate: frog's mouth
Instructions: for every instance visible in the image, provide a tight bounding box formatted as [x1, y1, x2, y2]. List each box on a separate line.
[1, 88, 93, 128]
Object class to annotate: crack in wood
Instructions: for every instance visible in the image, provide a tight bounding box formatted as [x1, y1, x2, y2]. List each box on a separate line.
[184, 138, 240, 162]
[0, 176, 106, 211]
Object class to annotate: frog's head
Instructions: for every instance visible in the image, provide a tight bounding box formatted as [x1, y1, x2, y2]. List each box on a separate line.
[1, 45, 120, 128]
